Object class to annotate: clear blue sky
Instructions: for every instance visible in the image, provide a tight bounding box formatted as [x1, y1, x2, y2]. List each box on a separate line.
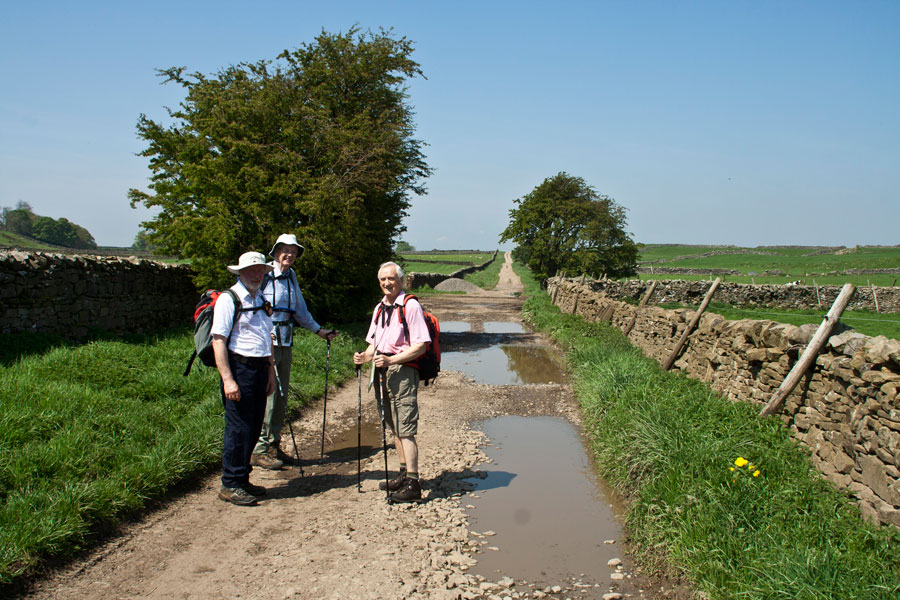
[1, 1, 897, 249]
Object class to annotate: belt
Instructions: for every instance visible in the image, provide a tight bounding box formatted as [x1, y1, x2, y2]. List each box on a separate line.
[230, 353, 271, 369]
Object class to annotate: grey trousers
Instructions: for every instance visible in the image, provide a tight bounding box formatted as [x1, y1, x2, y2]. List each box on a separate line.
[253, 345, 292, 454]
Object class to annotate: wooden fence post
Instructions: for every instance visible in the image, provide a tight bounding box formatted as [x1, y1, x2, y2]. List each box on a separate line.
[662, 278, 721, 371]
[623, 280, 658, 336]
[871, 283, 880, 313]
[813, 279, 821, 308]
[759, 283, 856, 417]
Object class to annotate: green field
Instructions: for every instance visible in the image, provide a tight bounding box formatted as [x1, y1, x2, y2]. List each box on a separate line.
[638, 245, 900, 287]
[400, 252, 495, 275]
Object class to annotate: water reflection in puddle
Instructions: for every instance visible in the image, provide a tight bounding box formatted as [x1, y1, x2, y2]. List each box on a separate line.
[440, 321, 471, 333]
[467, 416, 625, 589]
[442, 345, 565, 385]
[483, 321, 525, 334]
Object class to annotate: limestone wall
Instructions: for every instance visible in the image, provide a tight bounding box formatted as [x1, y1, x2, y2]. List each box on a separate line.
[576, 278, 900, 313]
[406, 250, 499, 289]
[548, 276, 900, 529]
[2, 251, 197, 339]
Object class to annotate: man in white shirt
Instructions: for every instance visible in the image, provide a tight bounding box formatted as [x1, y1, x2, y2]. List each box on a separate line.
[211, 251, 276, 506]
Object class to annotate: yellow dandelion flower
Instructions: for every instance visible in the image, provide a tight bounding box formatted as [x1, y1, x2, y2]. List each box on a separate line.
[748, 464, 756, 471]
[734, 457, 749, 467]
[753, 470, 761, 477]
[729, 467, 735, 472]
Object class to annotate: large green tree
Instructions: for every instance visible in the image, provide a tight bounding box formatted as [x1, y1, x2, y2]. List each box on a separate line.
[129, 27, 430, 320]
[500, 172, 639, 283]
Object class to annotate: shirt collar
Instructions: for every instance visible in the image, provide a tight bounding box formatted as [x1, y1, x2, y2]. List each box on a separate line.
[233, 279, 259, 302]
[381, 291, 406, 307]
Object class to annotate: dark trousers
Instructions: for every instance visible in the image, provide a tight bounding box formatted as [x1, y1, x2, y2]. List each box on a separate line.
[220, 357, 268, 488]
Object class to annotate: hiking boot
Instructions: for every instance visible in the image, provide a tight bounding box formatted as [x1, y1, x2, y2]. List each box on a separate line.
[218, 486, 258, 506]
[242, 482, 266, 497]
[378, 475, 408, 492]
[390, 478, 423, 503]
[274, 446, 298, 466]
[251, 452, 283, 470]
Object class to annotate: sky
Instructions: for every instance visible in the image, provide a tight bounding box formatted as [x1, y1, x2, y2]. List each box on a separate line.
[1, 1, 898, 250]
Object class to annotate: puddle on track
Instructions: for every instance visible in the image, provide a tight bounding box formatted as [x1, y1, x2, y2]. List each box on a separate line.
[440, 320, 471, 333]
[466, 415, 627, 591]
[441, 345, 566, 385]
[483, 321, 525, 334]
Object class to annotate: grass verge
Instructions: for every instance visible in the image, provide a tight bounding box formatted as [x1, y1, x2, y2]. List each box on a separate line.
[0, 325, 363, 586]
[463, 252, 503, 290]
[513, 262, 900, 599]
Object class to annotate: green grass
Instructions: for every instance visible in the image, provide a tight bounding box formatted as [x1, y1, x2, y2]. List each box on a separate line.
[638, 244, 900, 287]
[400, 252, 494, 264]
[0, 230, 60, 250]
[0, 326, 363, 585]
[653, 301, 900, 340]
[463, 252, 503, 290]
[515, 261, 900, 599]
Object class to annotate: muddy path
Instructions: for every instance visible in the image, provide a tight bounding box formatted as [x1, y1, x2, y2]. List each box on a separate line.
[23, 254, 687, 600]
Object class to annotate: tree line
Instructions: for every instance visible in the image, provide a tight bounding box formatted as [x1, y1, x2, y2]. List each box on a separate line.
[1, 201, 97, 249]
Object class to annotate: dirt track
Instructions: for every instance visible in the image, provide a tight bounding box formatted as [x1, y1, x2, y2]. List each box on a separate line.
[24, 254, 685, 600]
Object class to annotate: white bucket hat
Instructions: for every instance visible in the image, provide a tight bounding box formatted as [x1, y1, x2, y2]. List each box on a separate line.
[269, 233, 305, 258]
[227, 251, 275, 274]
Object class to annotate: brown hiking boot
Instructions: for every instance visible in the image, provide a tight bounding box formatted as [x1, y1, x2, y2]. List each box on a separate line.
[274, 446, 298, 465]
[390, 478, 423, 503]
[379, 475, 408, 492]
[218, 486, 258, 506]
[251, 452, 283, 470]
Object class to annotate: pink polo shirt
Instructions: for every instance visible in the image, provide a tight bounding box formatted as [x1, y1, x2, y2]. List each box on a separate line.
[365, 292, 431, 354]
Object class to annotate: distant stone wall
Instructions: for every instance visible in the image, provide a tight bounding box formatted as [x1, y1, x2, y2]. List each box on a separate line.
[549, 277, 900, 529]
[1, 251, 197, 339]
[406, 250, 499, 289]
[577, 278, 900, 313]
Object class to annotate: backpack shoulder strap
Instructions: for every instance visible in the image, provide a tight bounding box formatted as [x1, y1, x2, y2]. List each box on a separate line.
[397, 294, 420, 341]
[223, 289, 241, 341]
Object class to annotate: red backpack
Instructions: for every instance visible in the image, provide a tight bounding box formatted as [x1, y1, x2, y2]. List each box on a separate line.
[375, 294, 441, 386]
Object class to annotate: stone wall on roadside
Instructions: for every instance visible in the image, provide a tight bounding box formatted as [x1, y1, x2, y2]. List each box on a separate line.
[406, 250, 499, 289]
[548, 276, 900, 529]
[573, 277, 900, 313]
[1, 251, 197, 339]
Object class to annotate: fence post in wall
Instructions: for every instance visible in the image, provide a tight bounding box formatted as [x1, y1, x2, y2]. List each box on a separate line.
[813, 279, 821, 308]
[760, 283, 856, 418]
[662, 278, 721, 371]
[580, 273, 586, 284]
[871, 283, 880, 313]
[572, 290, 580, 315]
[623, 280, 658, 336]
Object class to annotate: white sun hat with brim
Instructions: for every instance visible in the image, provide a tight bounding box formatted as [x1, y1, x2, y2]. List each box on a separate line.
[269, 233, 305, 258]
[227, 251, 275, 275]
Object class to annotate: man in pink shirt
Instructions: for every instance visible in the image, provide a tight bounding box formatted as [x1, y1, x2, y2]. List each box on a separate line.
[354, 261, 430, 503]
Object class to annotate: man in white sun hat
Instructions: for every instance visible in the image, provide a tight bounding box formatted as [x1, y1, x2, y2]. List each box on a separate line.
[251, 233, 336, 470]
[211, 251, 276, 506]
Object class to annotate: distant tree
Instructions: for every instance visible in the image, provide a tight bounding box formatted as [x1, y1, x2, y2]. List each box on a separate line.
[395, 240, 415, 252]
[132, 230, 156, 252]
[499, 172, 638, 283]
[4, 209, 35, 236]
[129, 27, 430, 321]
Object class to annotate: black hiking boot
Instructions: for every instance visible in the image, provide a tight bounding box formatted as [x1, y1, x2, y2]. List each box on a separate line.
[218, 486, 258, 506]
[379, 475, 408, 492]
[390, 478, 423, 503]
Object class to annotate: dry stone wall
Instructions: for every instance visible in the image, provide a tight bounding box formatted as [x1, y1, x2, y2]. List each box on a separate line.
[1, 251, 197, 339]
[577, 278, 900, 313]
[548, 276, 900, 529]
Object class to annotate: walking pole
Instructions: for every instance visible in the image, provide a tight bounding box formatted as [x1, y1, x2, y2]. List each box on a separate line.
[320, 338, 331, 463]
[356, 361, 363, 492]
[273, 364, 304, 477]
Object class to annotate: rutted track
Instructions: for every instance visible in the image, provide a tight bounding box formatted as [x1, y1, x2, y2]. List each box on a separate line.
[22, 254, 685, 600]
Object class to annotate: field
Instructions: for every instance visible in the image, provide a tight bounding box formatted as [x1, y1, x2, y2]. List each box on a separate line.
[399, 252, 494, 275]
[638, 244, 900, 287]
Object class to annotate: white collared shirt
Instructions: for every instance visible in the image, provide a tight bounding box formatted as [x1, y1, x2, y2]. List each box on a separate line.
[211, 280, 273, 358]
